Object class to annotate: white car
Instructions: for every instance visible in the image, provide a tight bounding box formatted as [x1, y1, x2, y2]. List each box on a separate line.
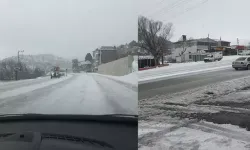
[232, 57, 250, 70]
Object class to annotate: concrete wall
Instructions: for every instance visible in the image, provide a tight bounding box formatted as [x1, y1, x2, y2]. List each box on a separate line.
[97, 55, 136, 76]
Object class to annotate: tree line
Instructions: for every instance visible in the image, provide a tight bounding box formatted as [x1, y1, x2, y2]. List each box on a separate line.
[0, 59, 44, 80]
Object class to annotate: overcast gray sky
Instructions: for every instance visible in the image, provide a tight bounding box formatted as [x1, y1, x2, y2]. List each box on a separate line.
[0, 0, 137, 60]
[139, 0, 250, 45]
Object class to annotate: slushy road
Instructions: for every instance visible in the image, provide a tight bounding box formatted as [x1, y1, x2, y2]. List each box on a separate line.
[139, 68, 250, 99]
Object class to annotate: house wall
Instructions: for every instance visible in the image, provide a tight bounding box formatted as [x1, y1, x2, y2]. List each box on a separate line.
[172, 41, 210, 59]
[172, 45, 198, 58]
[176, 54, 189, 63]
[101, 50, 117, 64]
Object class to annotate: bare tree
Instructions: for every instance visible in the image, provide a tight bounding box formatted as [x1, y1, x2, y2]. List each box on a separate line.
[175, 36, 194, 56]
[138, 16, 173, 65]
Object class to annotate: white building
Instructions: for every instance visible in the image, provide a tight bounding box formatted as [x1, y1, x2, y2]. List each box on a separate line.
[172, 38, 230, 62]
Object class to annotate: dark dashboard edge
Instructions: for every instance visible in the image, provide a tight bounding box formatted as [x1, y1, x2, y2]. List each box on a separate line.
[0, 114, 138, 125]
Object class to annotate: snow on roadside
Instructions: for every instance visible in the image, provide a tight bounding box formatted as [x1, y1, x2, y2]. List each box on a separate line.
[139, 120, 250, 150]
[139, 127, 250, 150]
[92, 72, 137, 87]
[0, 76, 48, 86]
[139, 55, 241, 82]
[0, 74, 73, 100]
[202, 121, 250, 136]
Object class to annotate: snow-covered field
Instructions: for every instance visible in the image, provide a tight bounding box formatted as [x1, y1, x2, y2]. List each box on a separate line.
[139, 55, 241, 83]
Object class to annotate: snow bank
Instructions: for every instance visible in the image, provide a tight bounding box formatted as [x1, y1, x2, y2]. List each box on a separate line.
[0, 76, 48, 86]
[139, 120, 250, 150]
[142, 127, 250, 150]
[139, 55, 241, 83]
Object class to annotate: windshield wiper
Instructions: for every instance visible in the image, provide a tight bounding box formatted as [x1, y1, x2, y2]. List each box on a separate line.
[0, 113, 138, 118]
[102, 114, 138, 117]
[0, 113, 138, 124]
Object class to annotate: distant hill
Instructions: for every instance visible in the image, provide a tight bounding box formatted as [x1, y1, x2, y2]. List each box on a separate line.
[2, 54, 72, 73]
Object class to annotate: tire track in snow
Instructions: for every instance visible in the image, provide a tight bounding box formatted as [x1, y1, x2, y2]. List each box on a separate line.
[92, 74, 137, 115]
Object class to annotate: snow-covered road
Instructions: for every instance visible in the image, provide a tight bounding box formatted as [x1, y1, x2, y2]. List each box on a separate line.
[0, 73, 137, 115]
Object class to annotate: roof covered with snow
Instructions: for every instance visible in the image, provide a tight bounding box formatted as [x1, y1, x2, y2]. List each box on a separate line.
[139, 55, 154, 60]
[100, 46, 116, 51]
[174, 38, 230, 44]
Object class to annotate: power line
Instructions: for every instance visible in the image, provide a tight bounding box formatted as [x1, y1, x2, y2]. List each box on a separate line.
[161, 0, 208, 22]
[148, 0, 190, 18]
[151, 0, 198, 18]
[141, 0, 169, 16]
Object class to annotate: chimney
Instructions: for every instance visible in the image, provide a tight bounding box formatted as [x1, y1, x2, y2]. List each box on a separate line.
[182, 35, 186, 41]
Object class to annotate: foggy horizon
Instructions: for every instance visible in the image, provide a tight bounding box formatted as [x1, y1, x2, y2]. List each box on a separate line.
[0, 0, 137, 60]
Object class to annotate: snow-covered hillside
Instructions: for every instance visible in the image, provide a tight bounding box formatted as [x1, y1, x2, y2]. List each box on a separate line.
[2, 54, 72, 72]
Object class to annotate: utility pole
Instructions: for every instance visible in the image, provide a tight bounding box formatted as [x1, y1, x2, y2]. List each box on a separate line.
[207, 34, 210, 51]
[18, 50, 24, 65]
[237, 38, 239, 55]
[16, 50, 24, 80]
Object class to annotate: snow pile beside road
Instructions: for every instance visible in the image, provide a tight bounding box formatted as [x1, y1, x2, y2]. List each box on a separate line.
[115, 72, 137, 86]
[139, 55, 241, 82]
[93, 72, 137, 87]
[139, 120, 250, 150]
[140, 127, 250, 150]
[0, 76, 48, 86]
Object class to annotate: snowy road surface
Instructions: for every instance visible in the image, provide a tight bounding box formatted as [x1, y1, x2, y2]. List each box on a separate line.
[139, 68, 250, 99]
[0, 73, 137, 115]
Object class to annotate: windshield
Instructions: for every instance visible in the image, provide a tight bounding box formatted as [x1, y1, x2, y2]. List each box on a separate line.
[0, 0, 137, 116]
[236, 57, 247, 61]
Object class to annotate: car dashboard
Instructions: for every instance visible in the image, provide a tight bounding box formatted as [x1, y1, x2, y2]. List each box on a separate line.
[0, 114, 138, 150]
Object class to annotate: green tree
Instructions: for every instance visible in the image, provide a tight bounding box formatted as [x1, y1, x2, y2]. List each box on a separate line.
[85, 53, 93, 62]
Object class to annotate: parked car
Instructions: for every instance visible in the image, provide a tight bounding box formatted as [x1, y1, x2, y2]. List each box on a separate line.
[232, 57, 250, 70]
[204, 52, 223, 62]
